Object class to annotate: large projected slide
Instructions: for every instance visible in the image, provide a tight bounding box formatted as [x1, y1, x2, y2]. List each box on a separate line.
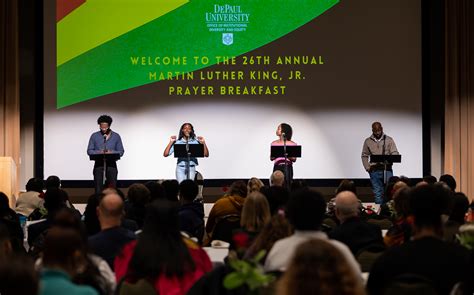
[44, 0, 422, 180]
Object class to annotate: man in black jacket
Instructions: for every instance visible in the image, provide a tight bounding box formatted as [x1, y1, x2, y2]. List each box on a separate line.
[329, 191, 384, 255]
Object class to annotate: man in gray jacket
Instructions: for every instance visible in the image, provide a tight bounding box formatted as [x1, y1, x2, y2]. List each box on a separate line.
[361, 122, 399, 204]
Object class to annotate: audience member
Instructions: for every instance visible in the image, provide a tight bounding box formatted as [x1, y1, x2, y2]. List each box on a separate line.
[0, 223, 12, 258]
[45, 175, 75, 209]
[247, 177, 264, 194]
[205, 181, 247, 236]
[439, 174, 457, 192]
[245, 214, 293, 263]
[0, 254, 38, 295]
[28, 188, 68, 246]
[277, 239, 366, 295]
[115, 200, 212, 295]
[178, 180, 204, 243]
[34, 209, 115, 294]
[162, 179, 180, 202]
[260, 185, 289, 215]
[232, 192, 271, 252]
[0, 192, 23, 251]
[443, 192, 470, 242]
[367, 184, 471, 295]
[88, 193, 136, 270]
[327, 180, 361, 219]
[290, 179, 308, 192]
[383, 187, 414, 247]
[270, 170, 285, 187]
[40, 227, 99, 295]
[422, 175, 437, 185]
[28, 187, 68, 221]
[125, 183, 151, 228]
[15, 177, 44, 217]
[45, 175, 61, 190]
[379, 181, 408, 218]
[144, 181, 167, 202]
[329, 191, 384, 256]
[240, 192, 271, 234]
[264, 189, 360, 275]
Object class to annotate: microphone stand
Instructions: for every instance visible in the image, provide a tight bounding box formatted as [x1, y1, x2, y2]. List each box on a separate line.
[102, 133, 107, 188]
[382, 135, 387, 185]
[283, 134, 289, 188]
[185, 137, 191, 180]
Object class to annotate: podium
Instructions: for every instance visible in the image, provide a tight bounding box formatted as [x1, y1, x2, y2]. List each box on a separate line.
[370, 154, 402, 184]
[89, 153, 121, 186]
[0, 157, 17, 207]
[174, 143, 205, 181]
[271, 145, 302, 187]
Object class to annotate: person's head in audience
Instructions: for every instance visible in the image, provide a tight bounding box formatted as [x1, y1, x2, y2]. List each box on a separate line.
[335, 179, 357, 195]
[0, 192, 10, 214]
[270, 170, 285, 187]
[247, 177, 264, 194]
[127, 200, 196, 278]
[241, 192, 271, 233]
[42, 227, 84, 276]
[179, 180, 198, 204]
[290, 179, 308, 192]
[439, 174, 456, 191]
[101, 187, 119, 197]
[399, 175, 410, 186]
[97, 194, 124, 230]
[228, 180, 248, 198]
[422, 175, 437, 185]
[287, 189, 326, 231]
[245, 214, 293, 261]
[449, 192, 470, 224]
[43, 188, 67, 217]
[392, 181, 408, 196]
[161, 180, 180, 202]
[384, 176, 400, 203]
[260, 185, 290, 215]
[0, 255, 38, 295]
[45, 175, 61, 190]
[25, 177, 44, 193]
[277, 239, 365, 295]
[0, 223, 12, 259]
[84, 193, 101, 236]
[410, 184, 451, 238]
[49, 210, 109, 294]
[334, 191, 360, 223]
[393, 187, 412, 219]
[145, 181, 166, 202]
[127, 183, 151, 206]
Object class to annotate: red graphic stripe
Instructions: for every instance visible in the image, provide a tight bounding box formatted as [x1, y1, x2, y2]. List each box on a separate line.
[57, 0, 86, 22]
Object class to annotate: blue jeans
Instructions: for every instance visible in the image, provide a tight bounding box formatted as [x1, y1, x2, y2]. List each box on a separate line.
[176, 164, 196, 183]
[369, 170, 393, 204]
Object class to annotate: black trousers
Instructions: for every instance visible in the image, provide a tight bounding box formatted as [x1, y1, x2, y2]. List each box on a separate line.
[273, 163, 293, 185]
[93, 166, 118, 193]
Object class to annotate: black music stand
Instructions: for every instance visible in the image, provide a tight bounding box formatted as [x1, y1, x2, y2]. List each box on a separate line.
[89, 153, 121, 186]
[370, 154, 402, 184]
[271, 145, 302, 187]
[174, 143, 205, 180]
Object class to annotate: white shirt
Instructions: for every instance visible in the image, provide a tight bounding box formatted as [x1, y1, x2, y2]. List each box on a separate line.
[264, 230, 361, 276]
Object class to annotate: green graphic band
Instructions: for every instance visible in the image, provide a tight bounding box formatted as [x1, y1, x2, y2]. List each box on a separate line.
[57, 0, 338, 108]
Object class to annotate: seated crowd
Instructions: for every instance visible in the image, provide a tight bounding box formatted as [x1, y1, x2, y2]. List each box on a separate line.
[0, 173, 473, 295]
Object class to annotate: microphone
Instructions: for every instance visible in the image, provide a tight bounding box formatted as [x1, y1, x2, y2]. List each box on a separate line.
[282, 132, 286, 138]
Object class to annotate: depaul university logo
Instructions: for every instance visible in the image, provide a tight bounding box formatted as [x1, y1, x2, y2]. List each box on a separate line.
[222, 33, 233, 45]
